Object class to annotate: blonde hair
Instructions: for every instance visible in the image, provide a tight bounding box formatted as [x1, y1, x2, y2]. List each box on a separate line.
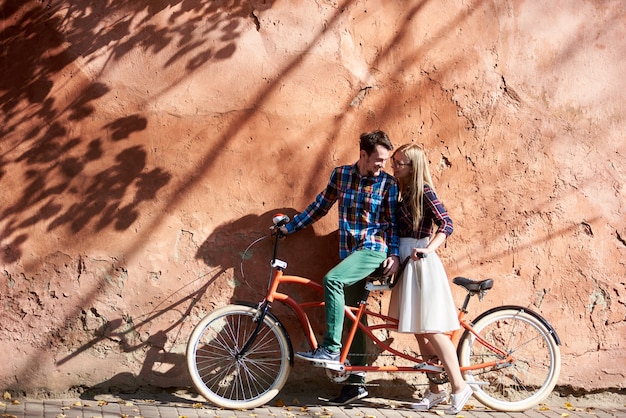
[394, 144, 435, 231]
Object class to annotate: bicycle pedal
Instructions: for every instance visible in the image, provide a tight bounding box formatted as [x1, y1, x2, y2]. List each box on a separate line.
[414, 362, 444, 372]
[311, 360, 345, 371]
[467, 380, 488, 386]
[365, 282, 391, 291]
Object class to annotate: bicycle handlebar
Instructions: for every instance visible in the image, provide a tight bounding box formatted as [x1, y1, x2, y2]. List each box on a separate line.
[267, 213, 419, 287]
[272, 213, 290, 227]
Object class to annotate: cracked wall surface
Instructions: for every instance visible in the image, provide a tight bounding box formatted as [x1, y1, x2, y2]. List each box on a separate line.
[0, 0, 624, 395]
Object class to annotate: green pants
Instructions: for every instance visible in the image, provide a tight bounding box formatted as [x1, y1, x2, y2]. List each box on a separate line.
[322, 249, 387, 354]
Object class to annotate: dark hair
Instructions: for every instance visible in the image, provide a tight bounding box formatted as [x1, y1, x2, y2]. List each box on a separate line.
[359, 130, 393, 155]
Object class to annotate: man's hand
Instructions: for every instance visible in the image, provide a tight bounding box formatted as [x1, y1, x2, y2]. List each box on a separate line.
[382, 255, 400, 276]
[279, 226, 288, 235]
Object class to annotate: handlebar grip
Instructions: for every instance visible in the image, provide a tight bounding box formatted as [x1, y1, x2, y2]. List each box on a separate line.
[272, 213, 291, 227]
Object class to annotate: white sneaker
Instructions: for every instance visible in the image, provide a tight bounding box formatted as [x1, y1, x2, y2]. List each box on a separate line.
[445, 385, 473, 415]
[411, 390, 448, 410]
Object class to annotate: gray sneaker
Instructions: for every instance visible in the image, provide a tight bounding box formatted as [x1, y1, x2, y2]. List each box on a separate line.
[295, 347, 340, 364]
[412, 390, 448, 410]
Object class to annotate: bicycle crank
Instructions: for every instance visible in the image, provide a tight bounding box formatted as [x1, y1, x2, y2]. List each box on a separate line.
[325, 360, 351, 383]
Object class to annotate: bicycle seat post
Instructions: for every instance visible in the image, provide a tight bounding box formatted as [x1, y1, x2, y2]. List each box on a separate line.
[342, 293, 369, 365]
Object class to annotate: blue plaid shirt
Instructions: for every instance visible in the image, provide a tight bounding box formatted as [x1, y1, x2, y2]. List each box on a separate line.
[285, 164, 399, 259]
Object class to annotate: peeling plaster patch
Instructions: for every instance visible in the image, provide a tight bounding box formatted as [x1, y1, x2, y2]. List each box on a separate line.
[588, 289, 608, 313]
[77, 256, 85, 283]
[616, 230, 626, 246]
[250, 11, 260, 31]
[240, 249, 254, 261]
[119, 267, 128, 289]
[350, 86, 371, 107]
[535, 288, 546, 308]
[81, 307, 106, 332]
[579, 221, 593, 237]
[174, 230, 196, 262]
[106, 266, 128, 291]
[439, 154, 451, 169]
[95, 261, 128, 293]
[149, 271, 161, 283]
[501, 75, 522, 106]
[226, 274, 240, 289]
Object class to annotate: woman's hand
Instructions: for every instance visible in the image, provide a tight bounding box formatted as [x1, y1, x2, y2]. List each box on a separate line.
[412, 232, 447, 260]
[411, 247, 432, 261]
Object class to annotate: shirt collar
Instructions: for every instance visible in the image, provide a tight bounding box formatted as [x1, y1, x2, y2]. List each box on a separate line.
[351, 163, 389, 184]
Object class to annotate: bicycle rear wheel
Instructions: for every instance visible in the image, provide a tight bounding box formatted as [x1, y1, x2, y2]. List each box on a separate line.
[457, 307, 561, 412]
[186, 304, 292, 409]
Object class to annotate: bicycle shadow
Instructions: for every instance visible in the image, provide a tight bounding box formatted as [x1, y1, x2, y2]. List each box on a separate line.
[65, 271, 217, 396]
[65, 210, 338, 399]
[191, 210, 344, 395]
[195, 209, 340, 320]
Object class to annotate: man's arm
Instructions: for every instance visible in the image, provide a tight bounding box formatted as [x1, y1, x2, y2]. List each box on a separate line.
[386, 178, 400, 257]
[281, 168, 339, 234]
[382, 177, 400, 275]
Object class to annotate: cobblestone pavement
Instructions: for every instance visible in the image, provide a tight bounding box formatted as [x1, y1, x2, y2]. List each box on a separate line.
[1, 391, 624, 418]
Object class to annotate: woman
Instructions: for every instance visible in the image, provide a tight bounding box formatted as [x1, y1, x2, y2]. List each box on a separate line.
[388, 143, 472, 415]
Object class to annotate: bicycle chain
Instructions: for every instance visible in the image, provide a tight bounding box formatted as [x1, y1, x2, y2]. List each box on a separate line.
[338, 380, 431, 388]
[326, 352, 450, 387]
[329, 375, 447, 389]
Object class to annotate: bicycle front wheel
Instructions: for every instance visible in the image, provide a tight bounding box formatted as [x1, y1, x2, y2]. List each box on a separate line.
[186, 304, 292, 409]
[457, 307, 561, 412]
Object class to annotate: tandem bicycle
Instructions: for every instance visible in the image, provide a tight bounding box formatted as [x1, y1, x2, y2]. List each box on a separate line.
[186, 214, 561, 411]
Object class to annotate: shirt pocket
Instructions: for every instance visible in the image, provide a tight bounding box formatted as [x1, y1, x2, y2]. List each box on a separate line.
[359, 192, 383, 220]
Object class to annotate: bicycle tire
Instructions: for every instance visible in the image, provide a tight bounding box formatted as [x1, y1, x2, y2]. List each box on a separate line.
[186, 304, 292, 409]
[457, 307, 561, 412]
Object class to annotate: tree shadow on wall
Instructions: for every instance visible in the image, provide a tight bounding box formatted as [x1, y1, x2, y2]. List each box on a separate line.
[0, 110, 171, 262]
[0, 0, 274, 125]
[192, 210, 342, 393]
[0, 0, 276, 259]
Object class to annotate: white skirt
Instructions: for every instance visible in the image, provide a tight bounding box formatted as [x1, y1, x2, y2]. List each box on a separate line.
[388, 237, 460, 333]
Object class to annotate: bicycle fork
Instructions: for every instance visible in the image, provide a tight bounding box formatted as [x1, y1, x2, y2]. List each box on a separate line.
[235, 301, 271, 359]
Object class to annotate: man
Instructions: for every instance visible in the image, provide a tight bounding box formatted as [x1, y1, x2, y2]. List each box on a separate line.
[280, 130, 400, 404]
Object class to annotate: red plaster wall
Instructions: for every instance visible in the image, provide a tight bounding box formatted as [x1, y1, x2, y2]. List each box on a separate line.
[1, 0, 624, 395]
